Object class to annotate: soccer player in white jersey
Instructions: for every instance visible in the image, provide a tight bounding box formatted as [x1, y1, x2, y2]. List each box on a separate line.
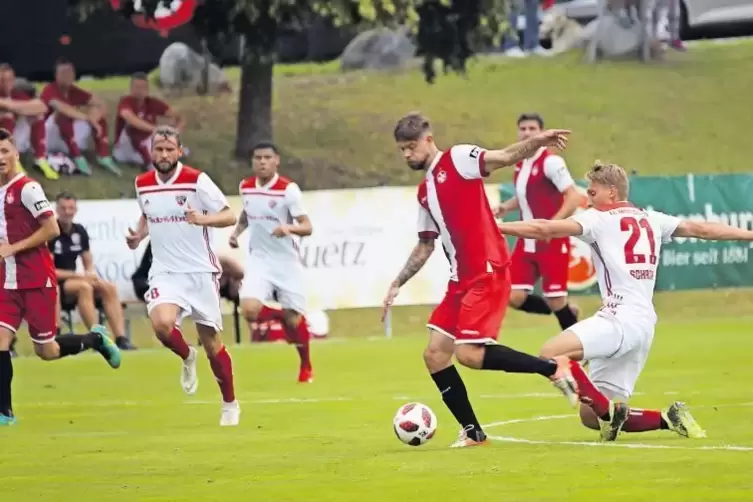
[229, 141, 314, 383]
[125, 126, 241, 426]
[498, 161, 753, 442]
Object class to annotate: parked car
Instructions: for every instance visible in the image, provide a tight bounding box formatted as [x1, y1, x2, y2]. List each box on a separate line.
[554, 0, 753, 36]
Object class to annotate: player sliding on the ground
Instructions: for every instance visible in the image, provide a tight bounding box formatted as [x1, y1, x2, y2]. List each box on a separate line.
[229, 141, 314, 383]
[0, 128, 120, 426]
[382, 113, 578, 448]
[499, 161, 753, 442]
[126, 125, 240, 426]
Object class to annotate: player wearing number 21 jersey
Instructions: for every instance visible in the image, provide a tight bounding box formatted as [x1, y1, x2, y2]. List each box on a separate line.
[126, 126, 240, 427]
[499, 161, 753, 442]
[382, 113, 577, 449]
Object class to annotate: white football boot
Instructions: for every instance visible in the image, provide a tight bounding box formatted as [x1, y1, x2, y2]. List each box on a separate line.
[181, 346, 199, 395]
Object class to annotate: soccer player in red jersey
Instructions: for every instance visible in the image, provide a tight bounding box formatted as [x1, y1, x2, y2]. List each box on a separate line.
[126, 126, 240, 426]
[498, 113, 583, 331]
[382, 113, 577, 447]
[0, 128, 121, 426]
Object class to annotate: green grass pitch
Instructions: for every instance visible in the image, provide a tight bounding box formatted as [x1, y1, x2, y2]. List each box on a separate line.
[4, 289, 753, 501]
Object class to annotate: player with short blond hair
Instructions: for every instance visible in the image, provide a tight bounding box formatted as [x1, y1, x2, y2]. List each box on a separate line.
[498, 160, 753, 441]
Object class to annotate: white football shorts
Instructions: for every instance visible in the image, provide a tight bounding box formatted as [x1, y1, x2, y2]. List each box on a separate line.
[569, 311, 655, 399]
[146, 272, 223, 331]
[239, 259, 306, 313]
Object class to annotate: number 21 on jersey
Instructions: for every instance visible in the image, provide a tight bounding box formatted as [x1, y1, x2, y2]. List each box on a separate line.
[621, 216, 657, 265]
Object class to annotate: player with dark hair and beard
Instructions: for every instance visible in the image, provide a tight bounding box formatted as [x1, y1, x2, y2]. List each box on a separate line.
[382, 113, 577, 447]
[126, 126, 240, 426]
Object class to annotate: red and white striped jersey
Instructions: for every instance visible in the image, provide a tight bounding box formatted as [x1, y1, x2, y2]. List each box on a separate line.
[0, 173, 56, 289]
[135, 163, 227, 275]
[416, 144, 510, 285]
[240, 174, 305, 263]
[514, 147, 574, 252]
[570, 203, 680, 321]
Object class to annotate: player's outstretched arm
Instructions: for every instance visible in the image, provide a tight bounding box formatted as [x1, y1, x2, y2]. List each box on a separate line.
[498, 219, 582, 240]
[672, 220, 753, 241]
[484, 130, 571, 173]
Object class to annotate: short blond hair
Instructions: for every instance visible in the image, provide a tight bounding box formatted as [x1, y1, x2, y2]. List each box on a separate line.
[585, 161, 629, 199]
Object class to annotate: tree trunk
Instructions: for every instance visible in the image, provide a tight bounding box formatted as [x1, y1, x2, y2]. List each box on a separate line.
[234, 58, 273, 160]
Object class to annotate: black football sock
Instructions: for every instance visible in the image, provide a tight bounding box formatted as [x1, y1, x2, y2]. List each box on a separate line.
[56, 332, 103, 358]
[481, 344, 558, 378]
[518, 294, 552, 315]
[0, 351, 12, 416]
[554, 305, 578, 330]
[660, 417, 670, 430]
[430, 366, 485, 441]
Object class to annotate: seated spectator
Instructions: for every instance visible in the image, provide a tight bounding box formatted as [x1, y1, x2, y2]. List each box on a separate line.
[113, 72, 186, 171]
[40, 58, 121, 176]
[0, 63, 57, 179]
[50, 191, 136, 350]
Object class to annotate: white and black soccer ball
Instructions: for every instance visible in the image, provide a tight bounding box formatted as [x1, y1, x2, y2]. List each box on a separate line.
[393, 402, 437, 446]
[47, 153, 77, 175]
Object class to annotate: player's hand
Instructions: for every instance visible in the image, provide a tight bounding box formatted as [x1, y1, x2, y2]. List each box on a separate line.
[184, 204, 205, 226]
[538, 129, 571, 151]
[381, 283, 400, 322]
[125, 227, 143, 250]
[0, 241, 16, 260]
[495, 203, 509, 218]
[228, 234, 239, 248]
[271, 224, 292, 238]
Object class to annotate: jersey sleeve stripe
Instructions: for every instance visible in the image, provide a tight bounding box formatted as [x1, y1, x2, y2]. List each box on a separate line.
[478, 150, 489, 177]
[138, 186, 197, 194]
[241, 189, 285, 197]
[418, 231, 439, 239]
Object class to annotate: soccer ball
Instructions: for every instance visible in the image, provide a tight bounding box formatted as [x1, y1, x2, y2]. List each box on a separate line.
[393, 403, 437, 446]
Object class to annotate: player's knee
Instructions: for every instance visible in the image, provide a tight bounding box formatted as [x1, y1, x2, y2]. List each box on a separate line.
[508, 290, 527, 309]
[539, 342, 557, 360]
[241, 300, 262, 322]
[579, 405, 600, 430]
[423, 344, 452, 372]
[33, 343, 58, 361]
[151, 318, 176, 338]
[545, 296, 567, 311]
[282, 310, 301, 327]
[454, 344, 484, 369]
[98, 280, 117, 296]
[74, 281, 95, 300]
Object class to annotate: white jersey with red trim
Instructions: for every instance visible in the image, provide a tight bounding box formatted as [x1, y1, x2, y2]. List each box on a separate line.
[135, 163, 228, 275]
[570, 204, 680, 322]
[240, 174, 305, 265]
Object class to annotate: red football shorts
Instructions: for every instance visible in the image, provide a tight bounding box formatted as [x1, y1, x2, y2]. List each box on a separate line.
[510, 237, 570, 297]
[427, 267, 511, 344]
[0, 287, 58, 343]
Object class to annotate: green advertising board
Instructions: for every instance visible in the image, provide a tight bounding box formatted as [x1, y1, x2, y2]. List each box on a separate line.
[499, 174, 753, 295]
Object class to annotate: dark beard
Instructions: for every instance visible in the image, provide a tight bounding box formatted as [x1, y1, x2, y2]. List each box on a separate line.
[153, 160, 178, 174]
[407, 160, 426, 171]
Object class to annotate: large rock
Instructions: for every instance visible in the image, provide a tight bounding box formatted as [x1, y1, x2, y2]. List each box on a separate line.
[340, 27, 415, 71]
[158, 42, 231, 94]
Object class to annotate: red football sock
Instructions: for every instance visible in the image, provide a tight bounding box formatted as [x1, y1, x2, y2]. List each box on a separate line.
[94, 117, 110, 157]
[55, 115, 82, 157]
[30, 117, 47, 158]
[622, 408, 664, 432]
[257, 304, 284, 322]
[208, 346, 235, 403]
[159, 327, 190, 360]
[293, 317, 311, 370]
[569, 360, 610, 417]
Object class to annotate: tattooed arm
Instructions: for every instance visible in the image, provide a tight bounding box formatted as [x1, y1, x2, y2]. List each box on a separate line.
[382, 238, 435, 320]
[392, 238, 436, 287]
[483, 129, 571, 173]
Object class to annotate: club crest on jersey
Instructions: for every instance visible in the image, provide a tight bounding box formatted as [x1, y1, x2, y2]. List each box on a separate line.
[268, 199, 277, 208]
[175, 195, 187, 206]
[532, 168, 539, 176]
[5, 192, 14, 204]
[437, 170, 447, 184]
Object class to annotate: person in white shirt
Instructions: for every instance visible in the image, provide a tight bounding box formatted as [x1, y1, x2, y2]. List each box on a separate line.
[498, 161, 753, 442]
[229, 141, 315, 383]
[125, 126, 241, 426]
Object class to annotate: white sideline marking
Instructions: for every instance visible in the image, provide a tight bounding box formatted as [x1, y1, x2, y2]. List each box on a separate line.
[482, 406, 753, 452]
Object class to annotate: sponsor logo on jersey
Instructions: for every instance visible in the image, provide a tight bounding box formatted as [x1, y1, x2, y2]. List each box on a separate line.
[568, 186, 598, 291]
[34, 199, 50, 211]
